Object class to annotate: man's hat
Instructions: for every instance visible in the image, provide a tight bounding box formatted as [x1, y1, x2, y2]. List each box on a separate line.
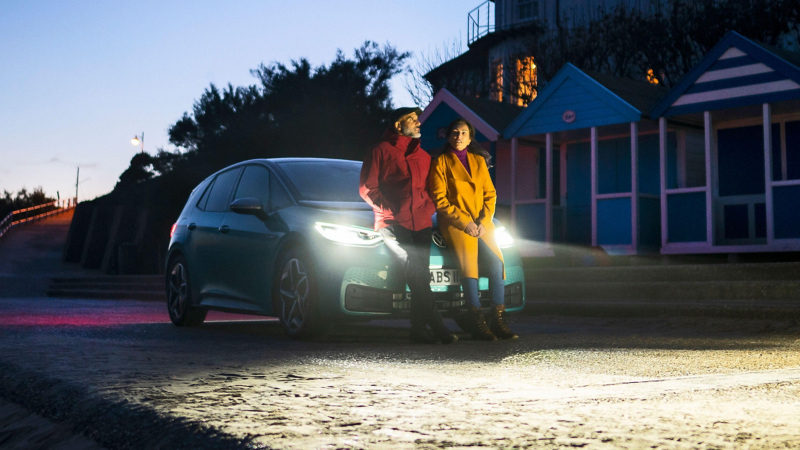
[388, 106, 422, 125]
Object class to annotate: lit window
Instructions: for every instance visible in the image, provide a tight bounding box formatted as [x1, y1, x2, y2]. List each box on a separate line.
[647, 69, 659, 85]
[492, 59, 504, 102]
[515, 56, 538, 106]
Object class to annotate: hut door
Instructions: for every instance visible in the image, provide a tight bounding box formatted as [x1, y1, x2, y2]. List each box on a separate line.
[715, 125, 767, 244]
[565, 141, 592, 245]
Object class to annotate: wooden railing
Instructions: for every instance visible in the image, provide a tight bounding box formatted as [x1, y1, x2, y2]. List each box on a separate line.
[0, 197, 78, 239]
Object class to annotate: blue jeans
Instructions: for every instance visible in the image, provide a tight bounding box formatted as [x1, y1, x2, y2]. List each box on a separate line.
[462, 238, 504, 308]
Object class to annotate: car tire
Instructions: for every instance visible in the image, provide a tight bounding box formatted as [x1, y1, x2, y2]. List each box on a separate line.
[166, 255, 207, 327]
[274, 246, 328, 340]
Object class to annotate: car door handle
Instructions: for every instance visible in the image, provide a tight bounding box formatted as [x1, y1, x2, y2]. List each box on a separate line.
[219, 225, 230, 234]
[188, 223, 196, 230]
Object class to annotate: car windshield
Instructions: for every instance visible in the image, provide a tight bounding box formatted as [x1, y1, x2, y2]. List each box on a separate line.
[276, 160, 364, 202]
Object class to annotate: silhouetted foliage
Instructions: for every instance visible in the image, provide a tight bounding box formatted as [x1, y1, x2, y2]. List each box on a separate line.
[165, 40, 409, 173]
[103, 41, 409, 274]
[0, 187, 56, 218]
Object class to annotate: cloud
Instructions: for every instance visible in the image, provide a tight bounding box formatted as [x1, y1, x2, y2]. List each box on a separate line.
[17, 157, 98, 168]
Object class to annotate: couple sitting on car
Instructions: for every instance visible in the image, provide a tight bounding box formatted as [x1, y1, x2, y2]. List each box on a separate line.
[359, 107, 517, 344]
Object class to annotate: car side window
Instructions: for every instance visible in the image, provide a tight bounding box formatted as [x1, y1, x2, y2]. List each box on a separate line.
[234, 165, 270, 208]
[195, 178, 214, 211]
[270, 174, 294, 212]
[204, 168, 242, 212]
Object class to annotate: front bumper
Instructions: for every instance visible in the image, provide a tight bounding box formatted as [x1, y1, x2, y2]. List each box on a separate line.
[310, 227, 527, 319]
[343, 280, 524, 315]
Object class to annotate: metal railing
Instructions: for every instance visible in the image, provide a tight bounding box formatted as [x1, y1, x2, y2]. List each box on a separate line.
[468, 0, 495, 45]
[0, 197, 78, 239]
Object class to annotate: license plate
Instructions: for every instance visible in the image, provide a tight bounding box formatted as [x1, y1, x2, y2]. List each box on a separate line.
[430, 268, 460, 285]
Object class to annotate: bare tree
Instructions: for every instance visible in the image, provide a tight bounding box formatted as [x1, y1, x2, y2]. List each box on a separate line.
[404, 38, 491, 106]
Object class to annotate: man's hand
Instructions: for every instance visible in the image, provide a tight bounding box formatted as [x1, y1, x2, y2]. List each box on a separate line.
[476, 223, 487, 238]
[464, 222, 479, 237]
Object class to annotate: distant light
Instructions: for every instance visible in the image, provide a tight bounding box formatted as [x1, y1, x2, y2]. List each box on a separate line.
[647, 69, 660, 85]
[131, 136, 140, 146]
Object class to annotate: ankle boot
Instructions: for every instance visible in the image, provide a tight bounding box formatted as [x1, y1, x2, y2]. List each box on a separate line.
[490, 305, 518, 340]
[428, 311, 458, 344]
[468, 306, 497, 341]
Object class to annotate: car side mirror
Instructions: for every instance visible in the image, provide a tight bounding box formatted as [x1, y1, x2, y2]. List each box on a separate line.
[230, 197, 267, 219]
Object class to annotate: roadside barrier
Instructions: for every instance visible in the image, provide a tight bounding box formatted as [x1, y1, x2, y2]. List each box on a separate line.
[0, 198, 78, 239]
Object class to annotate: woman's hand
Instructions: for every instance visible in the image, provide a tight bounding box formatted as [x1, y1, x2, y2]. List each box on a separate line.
[464, 221, 480, 237]
[476, 223, 487, 238]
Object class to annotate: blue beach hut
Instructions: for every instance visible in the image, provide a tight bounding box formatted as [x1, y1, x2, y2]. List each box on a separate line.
[419, 88, 524, 217]
[651, 31, 800, 254]
[503, 63, 667, 255]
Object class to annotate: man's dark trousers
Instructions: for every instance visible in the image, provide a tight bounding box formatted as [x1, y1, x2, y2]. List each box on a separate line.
[378, 225, 435, 329]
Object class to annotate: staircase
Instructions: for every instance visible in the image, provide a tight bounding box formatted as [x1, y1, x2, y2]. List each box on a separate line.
[524, 262, 800, 318]
[47, 275, 163, 301]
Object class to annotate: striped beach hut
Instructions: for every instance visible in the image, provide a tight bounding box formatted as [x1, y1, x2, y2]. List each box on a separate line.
[503, 63, 667, 254]
[651, 31, 800, 254]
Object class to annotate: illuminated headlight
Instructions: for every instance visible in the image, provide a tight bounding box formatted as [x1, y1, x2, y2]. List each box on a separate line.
[495, 226, 515, 248]
[314, 222, 383, 247]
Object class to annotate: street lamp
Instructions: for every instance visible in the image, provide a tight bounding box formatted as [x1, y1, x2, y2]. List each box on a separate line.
[131, 132, 144, 153]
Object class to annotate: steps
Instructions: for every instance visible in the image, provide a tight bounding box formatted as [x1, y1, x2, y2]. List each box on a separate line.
[524, 262, 800, 318]
[47, 275, 163, 301]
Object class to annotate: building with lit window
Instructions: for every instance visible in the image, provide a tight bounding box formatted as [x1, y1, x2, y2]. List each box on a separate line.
[425, 0, 665, 108]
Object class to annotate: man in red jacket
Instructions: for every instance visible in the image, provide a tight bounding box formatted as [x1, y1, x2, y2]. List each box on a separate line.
[359, 107, 457, 344]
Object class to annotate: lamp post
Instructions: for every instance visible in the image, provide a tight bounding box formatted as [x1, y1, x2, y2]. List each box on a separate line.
[131, 132, 144, 153]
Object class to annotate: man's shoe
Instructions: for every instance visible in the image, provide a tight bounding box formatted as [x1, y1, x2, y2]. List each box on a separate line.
[468, 306, 497, 341]
[490, 304, 518, 340]
[410, 327, 436, 344]
[428, 311, 458, 344]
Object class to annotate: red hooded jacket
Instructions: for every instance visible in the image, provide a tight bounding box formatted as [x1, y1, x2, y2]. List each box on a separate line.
[359, 130, 436, 231]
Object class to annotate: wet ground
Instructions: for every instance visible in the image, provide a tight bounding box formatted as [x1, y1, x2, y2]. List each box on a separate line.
[1, 296, 799, 449]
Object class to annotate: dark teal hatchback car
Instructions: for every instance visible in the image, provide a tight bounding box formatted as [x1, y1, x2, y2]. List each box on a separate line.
[166, 158, 525, 339]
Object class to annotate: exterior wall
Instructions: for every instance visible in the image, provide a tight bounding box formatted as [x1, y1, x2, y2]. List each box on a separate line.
[495, 140, 538, 206]
[494, 0, 666, 31]
[514, 77, 633, 135]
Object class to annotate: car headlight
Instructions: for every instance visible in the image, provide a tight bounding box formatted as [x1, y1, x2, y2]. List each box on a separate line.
[495, 226, 515, 248]
[314, 222, 383, 247]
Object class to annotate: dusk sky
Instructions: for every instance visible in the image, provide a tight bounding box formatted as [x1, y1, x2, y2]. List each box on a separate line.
[0, 1, 472, 202]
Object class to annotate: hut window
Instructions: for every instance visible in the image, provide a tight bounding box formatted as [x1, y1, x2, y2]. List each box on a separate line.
[515, 56, 538, 106]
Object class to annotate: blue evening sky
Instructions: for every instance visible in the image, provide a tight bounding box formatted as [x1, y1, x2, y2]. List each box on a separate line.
[0, 1, 472, 201]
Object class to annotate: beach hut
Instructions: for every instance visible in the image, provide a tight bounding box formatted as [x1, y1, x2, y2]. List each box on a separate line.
[503, 63, 667, 254]
[651, 31, 800, 254]
[419, 88, 524, 217]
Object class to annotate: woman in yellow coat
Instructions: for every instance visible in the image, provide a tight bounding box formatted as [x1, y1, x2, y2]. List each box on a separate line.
[427, 118, 517, 340]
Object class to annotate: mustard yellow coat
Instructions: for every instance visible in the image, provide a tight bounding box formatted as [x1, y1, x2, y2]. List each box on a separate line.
[427, 151, 505, 280]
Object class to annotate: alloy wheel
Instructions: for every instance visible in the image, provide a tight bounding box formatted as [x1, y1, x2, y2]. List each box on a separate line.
[279, 258, 309, 331]
[168, 262, 189, 319]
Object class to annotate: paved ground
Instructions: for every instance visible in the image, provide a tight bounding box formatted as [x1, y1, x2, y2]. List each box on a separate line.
[1, 296, 800, 449]
[0, 210, 93, 298]
[2, 213, 800, 449]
